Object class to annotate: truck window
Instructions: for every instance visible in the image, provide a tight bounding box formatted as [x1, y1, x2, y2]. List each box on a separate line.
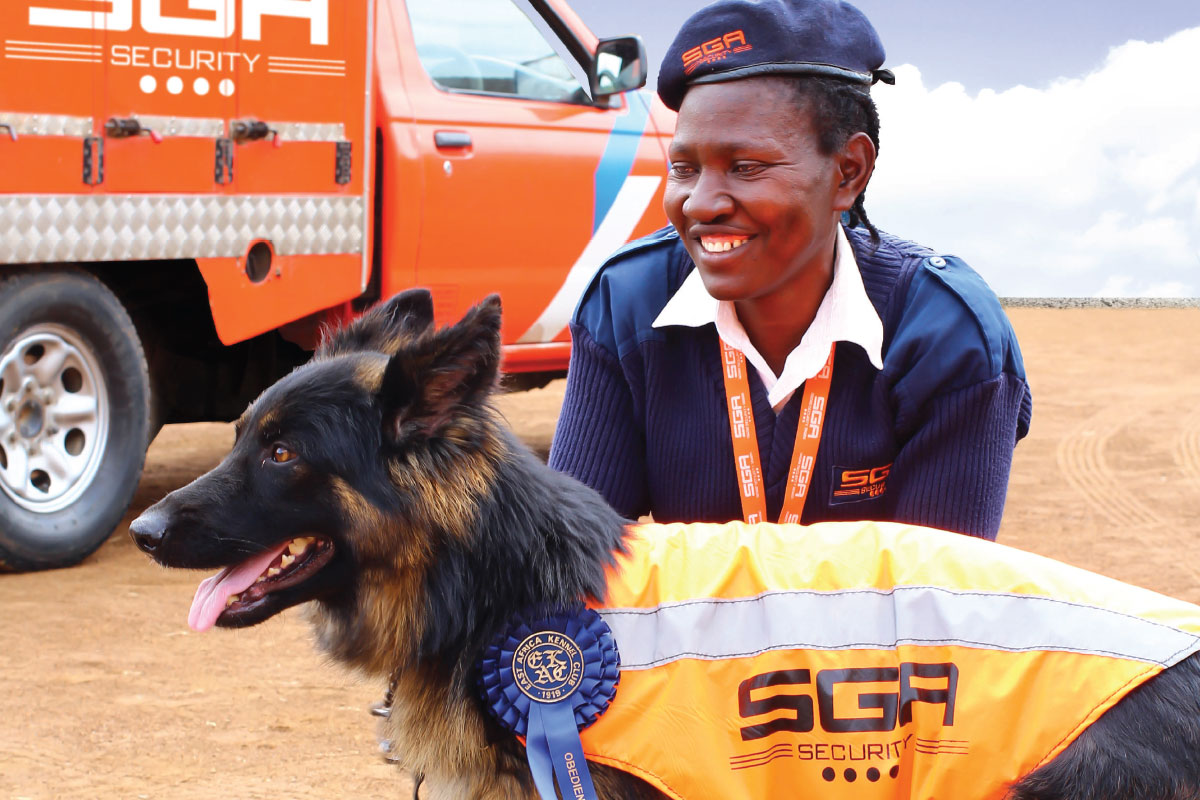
[406, 0, 588, 104]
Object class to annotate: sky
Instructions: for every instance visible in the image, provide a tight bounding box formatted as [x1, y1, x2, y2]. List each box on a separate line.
[569, 0, 1200, 297]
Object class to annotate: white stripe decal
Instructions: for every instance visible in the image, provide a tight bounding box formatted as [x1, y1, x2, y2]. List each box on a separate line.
[5, 40, 103, 49]
[599, 585, 1200, 671]
[5, 54, 101, 63]
[517, 175, 661, 344]
[6, 46, 103, 55]
[268, 68, 345, 77]
[269, 64, 345, 70]
[270, 56, 347, 65]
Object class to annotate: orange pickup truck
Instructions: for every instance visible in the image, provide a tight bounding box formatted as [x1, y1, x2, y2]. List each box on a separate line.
[0, 0, 674, 570]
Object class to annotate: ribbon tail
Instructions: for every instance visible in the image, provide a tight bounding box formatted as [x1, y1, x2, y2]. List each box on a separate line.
[525, 705, 562, 800]
[541, 701, 600, 800]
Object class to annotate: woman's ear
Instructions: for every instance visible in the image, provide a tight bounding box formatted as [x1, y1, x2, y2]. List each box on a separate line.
[832, 132, 877, 213]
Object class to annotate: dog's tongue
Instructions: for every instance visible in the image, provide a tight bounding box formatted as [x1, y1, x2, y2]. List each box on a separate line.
[188, 542, 290, 632]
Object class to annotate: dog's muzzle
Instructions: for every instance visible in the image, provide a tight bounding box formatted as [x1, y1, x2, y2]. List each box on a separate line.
[130, 507, 169, 554]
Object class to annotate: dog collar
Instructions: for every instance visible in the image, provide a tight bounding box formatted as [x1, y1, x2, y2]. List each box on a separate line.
[477, 606, 620, 800]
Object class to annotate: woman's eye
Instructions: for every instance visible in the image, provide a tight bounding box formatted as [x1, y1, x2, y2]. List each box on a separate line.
[271, 445, 296, 464]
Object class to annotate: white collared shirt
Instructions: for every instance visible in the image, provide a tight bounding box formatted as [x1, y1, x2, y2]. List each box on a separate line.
[652, 226, 885, 412]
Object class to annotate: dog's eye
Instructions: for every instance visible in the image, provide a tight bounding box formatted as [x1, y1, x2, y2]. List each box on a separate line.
[271, 445, 297, 464]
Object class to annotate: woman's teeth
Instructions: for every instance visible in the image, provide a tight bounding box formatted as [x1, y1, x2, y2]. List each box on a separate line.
[700, 237, 748, 253]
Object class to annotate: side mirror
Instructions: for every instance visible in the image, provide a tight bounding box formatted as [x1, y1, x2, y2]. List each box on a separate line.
[590, 36, 647, 101]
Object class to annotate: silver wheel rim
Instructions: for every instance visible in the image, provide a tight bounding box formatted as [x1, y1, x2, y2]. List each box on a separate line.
[0, 324, 109, 514]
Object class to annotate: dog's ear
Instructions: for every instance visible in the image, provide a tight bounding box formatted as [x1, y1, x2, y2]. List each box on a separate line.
[316, 288, 436, 359]
[377, 294, 502, 442]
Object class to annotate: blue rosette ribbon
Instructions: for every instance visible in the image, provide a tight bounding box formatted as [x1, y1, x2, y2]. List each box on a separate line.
[478, 606, 620, 800]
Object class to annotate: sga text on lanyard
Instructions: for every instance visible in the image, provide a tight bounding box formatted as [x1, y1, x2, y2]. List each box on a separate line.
[720, 339, 835, 524]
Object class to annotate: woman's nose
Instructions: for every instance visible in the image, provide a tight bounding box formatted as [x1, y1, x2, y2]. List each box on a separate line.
[681, 172, 735, 222]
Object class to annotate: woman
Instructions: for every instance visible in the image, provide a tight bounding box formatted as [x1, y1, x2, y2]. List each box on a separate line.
[549, 0, 1031, 539]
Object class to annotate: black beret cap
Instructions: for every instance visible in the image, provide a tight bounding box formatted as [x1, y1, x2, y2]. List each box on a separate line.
[657, 0, 894, 111]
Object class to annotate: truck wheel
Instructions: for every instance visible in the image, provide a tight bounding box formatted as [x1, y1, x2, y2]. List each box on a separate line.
[0, 270, 150, 571]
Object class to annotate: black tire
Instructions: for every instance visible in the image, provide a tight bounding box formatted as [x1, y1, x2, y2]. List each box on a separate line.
[0, 269, 150, 571]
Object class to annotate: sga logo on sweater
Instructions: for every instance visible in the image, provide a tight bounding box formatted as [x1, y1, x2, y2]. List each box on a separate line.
[831, 463, 892, 504]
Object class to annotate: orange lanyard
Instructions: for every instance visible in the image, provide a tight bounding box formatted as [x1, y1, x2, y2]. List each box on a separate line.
[720, 339, 836, 524]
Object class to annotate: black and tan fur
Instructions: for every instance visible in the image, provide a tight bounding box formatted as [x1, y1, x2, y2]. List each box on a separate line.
[132, 290, 1200, 800]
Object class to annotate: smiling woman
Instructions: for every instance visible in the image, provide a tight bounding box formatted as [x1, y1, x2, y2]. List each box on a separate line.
[664, 77, 877, 374]
[549, 0, 1032, 540]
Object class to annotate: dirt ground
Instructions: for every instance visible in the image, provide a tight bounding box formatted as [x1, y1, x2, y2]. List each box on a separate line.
[2, 307, 1199, 799]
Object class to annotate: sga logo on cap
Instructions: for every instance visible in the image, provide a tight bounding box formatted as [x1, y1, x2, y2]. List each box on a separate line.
[657, 0, 894, 111]
[682, 29, 753, 75]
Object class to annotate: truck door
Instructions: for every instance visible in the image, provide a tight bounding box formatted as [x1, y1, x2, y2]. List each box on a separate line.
[391, 0, 665, 344]
[0, 1, 104, 195]
[95, 0, 237, 193]
[233, 1, 368, 196]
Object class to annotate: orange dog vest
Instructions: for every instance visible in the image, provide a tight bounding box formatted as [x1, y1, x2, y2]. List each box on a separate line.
[576, 521, 1200, 800]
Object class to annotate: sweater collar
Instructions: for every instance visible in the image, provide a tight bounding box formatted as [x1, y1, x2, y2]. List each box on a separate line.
[653, 225, 884, 409]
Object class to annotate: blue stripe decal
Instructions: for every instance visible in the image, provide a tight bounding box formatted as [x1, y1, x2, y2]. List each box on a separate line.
[592, 91, 652, 234]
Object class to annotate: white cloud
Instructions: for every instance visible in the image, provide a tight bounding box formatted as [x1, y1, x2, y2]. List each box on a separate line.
[868, 27, 1200, 297]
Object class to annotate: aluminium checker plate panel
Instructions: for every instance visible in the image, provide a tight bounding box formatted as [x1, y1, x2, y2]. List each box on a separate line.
[0, 111, 366, 266]
[0, 195, 364, 264]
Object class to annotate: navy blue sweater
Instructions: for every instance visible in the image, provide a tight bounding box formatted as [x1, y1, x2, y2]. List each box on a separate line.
[548, 225, 1032, 540]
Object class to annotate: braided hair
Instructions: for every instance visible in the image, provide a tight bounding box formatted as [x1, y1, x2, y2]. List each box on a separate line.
[789, 77, 882, 244]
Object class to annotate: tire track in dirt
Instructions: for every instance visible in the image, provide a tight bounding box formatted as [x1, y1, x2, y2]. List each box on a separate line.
[1057, 404, 1166, 530]
[0, 744, 82, 790]
[0, 746, 65, 773]
[1057, 402, 1200, 585]
[1173, 406, 1200, 487]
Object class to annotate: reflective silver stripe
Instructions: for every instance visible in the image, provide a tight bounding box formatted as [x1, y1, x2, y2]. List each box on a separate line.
[0, 113, 347, 141]
[0, 112, 92, 137]
[0, 195, 364, 263]
[599, 586, 1200, 671]
[130, 115, 225, 138]
[123, 117, 345, 140]
[274, 121, 347, 142]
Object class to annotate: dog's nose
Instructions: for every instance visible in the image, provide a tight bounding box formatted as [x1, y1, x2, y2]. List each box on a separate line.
[129, 508, 169, 554]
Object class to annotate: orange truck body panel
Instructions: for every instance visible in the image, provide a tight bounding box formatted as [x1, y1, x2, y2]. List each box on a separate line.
[0, 0, 674, 371]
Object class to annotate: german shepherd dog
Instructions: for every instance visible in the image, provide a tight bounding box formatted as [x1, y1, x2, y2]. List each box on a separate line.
[131, 290, 1200, 800]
